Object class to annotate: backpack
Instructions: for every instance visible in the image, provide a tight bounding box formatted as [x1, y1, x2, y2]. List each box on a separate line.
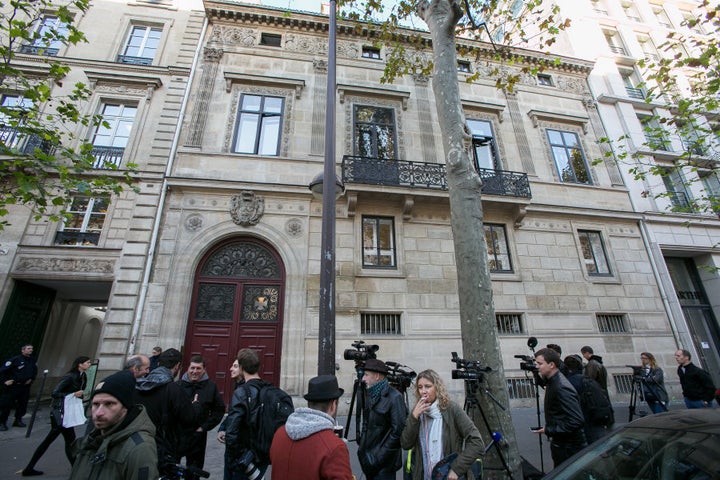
[580, 376, 614, 426]
[246, 381, 294, 464]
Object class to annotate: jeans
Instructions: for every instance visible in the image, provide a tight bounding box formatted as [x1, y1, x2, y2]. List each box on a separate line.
[684, 397, 710, 409]
[550, 440, 587, 468]
[647, 400, 668, 414]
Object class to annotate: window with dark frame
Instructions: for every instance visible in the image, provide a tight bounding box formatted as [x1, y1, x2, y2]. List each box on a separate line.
[362, 216, 396, 268]
[578, 230, 611, 276]
[20, 15, 68, 56]
[485, 224, 513, 273]
[354, 105, 397, 159]
[547, 129, 591, 184]
[507, 378, 535, 399]
[91, 103, 137, 169]
[0, 95, 34, 150]
[260, 32, 282, 47]
[361, 313, 402, 335]
[537, 74, 553, 86]
[467, 119, 500, 171]
[496, 313, 524, 334]
[361, 46, 381, 59]
[457, 60, 471, 73]
[54, 196, 110, 246]
[233, 94, 284, 156]
[596, 313, 628, 332]
[118, 25, 162, 65]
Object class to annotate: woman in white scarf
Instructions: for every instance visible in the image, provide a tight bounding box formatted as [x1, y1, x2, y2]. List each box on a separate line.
[400, 369, 484, 480]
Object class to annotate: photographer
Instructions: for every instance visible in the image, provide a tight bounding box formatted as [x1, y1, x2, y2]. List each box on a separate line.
[401, 369, 483, 480]
[639, 352, 668, 414]
[358, 359, 407, 480]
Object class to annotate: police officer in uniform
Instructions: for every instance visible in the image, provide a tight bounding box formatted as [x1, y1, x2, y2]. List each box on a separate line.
[1, 344, 38, 430]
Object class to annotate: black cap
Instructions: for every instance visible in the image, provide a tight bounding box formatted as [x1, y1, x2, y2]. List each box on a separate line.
[92, 370, 136, 409]
[363, 359, 389, 374]
[304, 375, 344, 401]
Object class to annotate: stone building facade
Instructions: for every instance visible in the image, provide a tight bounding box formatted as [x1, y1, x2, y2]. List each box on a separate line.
[0, 0, 700, 408]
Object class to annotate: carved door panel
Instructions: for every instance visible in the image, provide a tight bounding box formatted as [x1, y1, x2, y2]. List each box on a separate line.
[184, 239, 285, 404]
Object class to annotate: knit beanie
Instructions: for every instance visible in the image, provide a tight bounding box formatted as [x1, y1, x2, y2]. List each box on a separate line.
[92, 370, 136, 408]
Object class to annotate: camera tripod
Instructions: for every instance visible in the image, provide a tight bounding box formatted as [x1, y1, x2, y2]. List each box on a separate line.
[462, 378, 514, 479]
[344, 363, 366, 441]
[628, 376, 667, 421]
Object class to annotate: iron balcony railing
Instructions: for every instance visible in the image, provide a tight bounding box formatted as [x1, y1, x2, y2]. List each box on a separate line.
[668, 191, 693, 210]
[54, 231, 101, 246]
[609, 45, 627, 55]
[1, 124, 56, 155]
[19, 44, 59, 56]
[625, 87, 646, 99]
[91, 145, 125, 168]
[341, 155, 531, 198]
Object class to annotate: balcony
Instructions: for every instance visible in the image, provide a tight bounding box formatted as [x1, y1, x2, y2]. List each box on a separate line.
[54, 231, 100, 246]
[667, 191, 693, 211]
[609, 45, 627, 55]
[625, 87, 645, 100]
[116, 55, 153, 66]
[19, 44, 59, 56]
[1, 125, 56, 155]
[91, 146, 125, 168]
[341, 155, 531, 198]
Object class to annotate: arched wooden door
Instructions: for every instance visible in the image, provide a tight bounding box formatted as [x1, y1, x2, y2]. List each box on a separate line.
[183, 238, 285, 403]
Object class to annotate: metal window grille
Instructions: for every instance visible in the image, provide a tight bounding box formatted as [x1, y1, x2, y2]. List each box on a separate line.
[361, 313, 401, 335]
[596, 313, 628, 333]
[614, 374, 634, 394]
[507, 378, 535, 399]
[260, 33, 281, 47]
[496, 313, 524, 335]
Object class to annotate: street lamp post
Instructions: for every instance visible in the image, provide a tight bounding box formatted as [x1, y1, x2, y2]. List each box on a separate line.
[318, 0, 338, 376]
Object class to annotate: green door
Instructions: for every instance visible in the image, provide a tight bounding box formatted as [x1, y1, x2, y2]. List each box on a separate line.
[0, 280, 55, 360]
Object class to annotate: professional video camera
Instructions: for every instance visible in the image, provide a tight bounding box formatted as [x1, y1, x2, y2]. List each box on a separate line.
[343, 340, 379, 362]
[450, 352, 492, 381]
[626, 365, 644, 380]
[515, 354, 538, 372]
[385, 361, 416, 391]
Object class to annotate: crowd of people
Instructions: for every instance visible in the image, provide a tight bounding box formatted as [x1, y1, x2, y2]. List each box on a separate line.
[0, 342, 718, 479]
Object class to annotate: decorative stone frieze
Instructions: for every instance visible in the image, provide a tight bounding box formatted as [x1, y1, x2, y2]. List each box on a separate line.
[15, 257, 115, 273]
[285, 218, 303, 238]
[230, 191, 265, 227]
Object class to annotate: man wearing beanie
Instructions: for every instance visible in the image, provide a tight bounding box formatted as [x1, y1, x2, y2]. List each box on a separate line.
[357, 359, 407, 480]
[270, 375, 353, 480]
[70, 371, 158, 479]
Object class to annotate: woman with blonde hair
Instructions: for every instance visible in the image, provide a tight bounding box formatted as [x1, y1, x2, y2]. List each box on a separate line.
[401, 369, 484, 480]
[640, 352, 668, 413]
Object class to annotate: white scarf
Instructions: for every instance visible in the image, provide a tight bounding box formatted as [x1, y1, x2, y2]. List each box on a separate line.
[420, 402, 443, 480]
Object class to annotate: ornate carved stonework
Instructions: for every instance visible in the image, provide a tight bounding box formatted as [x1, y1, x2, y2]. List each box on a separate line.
[313, 59, 328, 73]
[204, 47, 224, 62]
[201, 241, 281, 279]
[337, 40, 360, 59]
[219, 27, 257, 47]
[230, 191, 265, 227]
[556, 75, 589, 95]
[15, 257, 115, 273]
[286, 34, 327, 55]
[185, 213, 204, 232]
[285, 218, 303, 238]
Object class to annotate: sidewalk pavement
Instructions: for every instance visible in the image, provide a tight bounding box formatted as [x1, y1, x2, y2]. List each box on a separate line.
[0, 404, 642, 479]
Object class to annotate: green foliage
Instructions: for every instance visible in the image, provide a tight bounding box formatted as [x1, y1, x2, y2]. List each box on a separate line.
[0, 0, 137, 230]
[337, 0, 569, 89]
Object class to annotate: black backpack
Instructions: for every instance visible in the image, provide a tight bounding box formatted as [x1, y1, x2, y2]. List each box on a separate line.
[580, 376, 614, 426]
[246, 381, 294, 464]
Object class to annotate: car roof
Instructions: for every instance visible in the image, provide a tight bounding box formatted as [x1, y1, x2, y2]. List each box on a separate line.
[623, 408, 720, 434]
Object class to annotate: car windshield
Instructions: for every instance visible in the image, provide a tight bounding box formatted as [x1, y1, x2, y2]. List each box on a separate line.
[552, 426, 720, 480]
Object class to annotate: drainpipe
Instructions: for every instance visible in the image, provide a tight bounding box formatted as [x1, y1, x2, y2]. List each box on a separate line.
[128, 16, 209, 355]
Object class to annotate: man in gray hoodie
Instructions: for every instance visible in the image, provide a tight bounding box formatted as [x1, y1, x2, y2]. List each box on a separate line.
[269, 375, 353, 480]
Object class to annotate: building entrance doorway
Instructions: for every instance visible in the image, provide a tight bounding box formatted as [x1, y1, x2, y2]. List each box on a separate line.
[184, 238, 285, 403]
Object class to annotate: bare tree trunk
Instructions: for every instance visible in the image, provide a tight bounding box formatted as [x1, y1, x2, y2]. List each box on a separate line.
[418, 0, 521, 477]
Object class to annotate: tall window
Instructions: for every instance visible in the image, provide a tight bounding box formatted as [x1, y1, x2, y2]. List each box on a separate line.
[0, 95, 33, 149]
[604, 30, 626, 55]
[484, 224, 512, 273]
[55, 196, 109, 246]
[699, 170, 720, 213]
[91, 103, 137, 168]
[354, 106, 397, 159]
[578, 230, 611, 276]
[621, 70, 645, 99]
[20, 15, 68, 55]
[362, 216, 396, 268]
[233, 94, 284, 156]
[662, 168, 692, 210]
[468, 119, 500, 171]
[547, 129, 591, 184]
[118, 25, 162, 65]
[638, 114, 669, 151]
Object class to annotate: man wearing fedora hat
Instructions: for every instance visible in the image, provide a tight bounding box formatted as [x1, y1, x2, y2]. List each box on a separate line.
[270, 375, 353, 480]
[358, 359, 407, 480]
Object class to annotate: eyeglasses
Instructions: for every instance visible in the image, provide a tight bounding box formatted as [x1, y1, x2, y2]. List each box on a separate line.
[640, 356, 649, 360]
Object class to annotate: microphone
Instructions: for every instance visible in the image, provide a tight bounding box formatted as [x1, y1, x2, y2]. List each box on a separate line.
[527, 337, 538, 349]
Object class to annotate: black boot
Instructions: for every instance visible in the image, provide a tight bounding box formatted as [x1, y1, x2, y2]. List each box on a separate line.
[21, 468, 44, 476]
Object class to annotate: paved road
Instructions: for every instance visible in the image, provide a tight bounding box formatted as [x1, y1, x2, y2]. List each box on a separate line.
[0, 403, 641, 479]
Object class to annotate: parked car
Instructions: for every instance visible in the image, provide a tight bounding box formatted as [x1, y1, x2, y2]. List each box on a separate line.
[542, 408, 720, 479]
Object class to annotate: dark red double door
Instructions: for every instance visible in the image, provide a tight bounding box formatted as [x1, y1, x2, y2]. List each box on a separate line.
[183, 238, 285, 404]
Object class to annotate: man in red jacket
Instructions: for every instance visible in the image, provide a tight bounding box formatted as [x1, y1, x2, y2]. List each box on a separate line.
[270, 375, 353, 480]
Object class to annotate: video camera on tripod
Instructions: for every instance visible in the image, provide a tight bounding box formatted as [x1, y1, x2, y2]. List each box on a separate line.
[343, 340, 379, 363]
[627, 365, 644, 380]
[450, 352, 492, 381]
[385, 361, 416, 391]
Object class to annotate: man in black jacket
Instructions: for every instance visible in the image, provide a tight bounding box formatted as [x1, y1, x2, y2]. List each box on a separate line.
[358, 359, 407, 480]
[0, 344, 37, 430]
[136, 347, 202, 468]
[177, 355, 226, 478]
[675, 349, 716, 408]
[534, 348, 587, 468]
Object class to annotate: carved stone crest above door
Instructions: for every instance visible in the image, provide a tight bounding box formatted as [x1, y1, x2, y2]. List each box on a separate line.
[230, 191, 264, 227]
